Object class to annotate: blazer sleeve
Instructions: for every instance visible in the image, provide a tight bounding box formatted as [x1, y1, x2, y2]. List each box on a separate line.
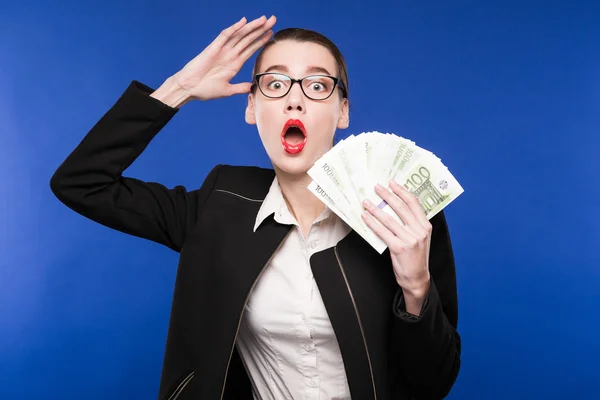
[391, 210, 461, 399]
[49, 80, 222, 253]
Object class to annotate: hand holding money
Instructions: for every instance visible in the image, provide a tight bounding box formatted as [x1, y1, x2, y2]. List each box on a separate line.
[307, 131, 464, 254]
[362, 179, 433, 308]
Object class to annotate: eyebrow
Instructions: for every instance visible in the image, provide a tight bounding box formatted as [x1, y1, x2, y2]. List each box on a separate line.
[262, 64, 333, 76]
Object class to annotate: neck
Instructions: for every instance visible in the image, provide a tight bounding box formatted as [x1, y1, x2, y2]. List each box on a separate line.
[274, 167, 325, 234]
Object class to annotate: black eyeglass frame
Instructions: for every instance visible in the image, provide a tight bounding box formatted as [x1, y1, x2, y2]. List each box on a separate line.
[252, 72, 347, 100]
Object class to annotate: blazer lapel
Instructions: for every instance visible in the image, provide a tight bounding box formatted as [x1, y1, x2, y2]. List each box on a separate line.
[214, 201, 294, 307]
[219, 211, 294, 399]
[310, 230, 398, 400]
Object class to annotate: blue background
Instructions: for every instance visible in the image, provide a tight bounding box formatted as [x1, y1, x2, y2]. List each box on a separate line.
[1, 1, 599, 399]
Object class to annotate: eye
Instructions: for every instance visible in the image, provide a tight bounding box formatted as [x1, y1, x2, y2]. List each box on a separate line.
[259, 73, 291, 93]
[304, 76, 332, 93]
[310, 82, 325, 91]
[267, 80, 285, 90]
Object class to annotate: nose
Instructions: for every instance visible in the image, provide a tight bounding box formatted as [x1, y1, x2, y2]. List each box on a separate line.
[284, 81, 305, 113]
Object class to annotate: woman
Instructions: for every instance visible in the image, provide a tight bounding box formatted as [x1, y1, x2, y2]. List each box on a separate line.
[50, 15, 461, 400]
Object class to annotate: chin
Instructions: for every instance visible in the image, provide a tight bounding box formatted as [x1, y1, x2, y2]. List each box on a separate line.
[269, 149, 317, 176]
[272, 156, 313, 176]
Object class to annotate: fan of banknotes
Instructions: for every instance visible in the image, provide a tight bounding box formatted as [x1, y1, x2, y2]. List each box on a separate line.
[307, 131, 464, 254]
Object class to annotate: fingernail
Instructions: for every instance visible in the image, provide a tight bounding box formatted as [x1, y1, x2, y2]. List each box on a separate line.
[363, 199, 373, 207]
[375, 183, 384, 191]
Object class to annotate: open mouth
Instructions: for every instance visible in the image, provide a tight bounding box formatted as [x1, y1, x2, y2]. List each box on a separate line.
[281, 119, 307, 154]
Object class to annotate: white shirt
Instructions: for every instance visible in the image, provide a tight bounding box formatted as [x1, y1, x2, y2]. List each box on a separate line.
[235, 176, 353, 400]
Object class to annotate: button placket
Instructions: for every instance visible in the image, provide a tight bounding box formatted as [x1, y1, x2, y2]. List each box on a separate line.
[308, 223, 321, 252]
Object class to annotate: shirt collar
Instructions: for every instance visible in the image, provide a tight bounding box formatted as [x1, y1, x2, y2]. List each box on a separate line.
[253, 176, 333, 232]
[254, 176, 292, 232]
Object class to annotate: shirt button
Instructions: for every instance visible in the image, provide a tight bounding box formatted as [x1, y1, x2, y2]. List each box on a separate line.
[308, 240, 318, 249]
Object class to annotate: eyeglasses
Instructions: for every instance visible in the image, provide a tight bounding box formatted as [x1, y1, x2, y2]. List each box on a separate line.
[253, 72, 346, 100]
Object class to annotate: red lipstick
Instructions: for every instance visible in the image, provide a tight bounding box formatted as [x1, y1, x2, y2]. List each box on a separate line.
[281, 119, 307, 154]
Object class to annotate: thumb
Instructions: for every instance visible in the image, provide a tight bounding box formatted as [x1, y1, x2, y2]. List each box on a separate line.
[227, 82, 253, 96]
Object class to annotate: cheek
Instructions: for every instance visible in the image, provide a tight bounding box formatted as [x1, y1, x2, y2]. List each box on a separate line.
[254, 104, 279, 139]
[312, 107, 340, 133]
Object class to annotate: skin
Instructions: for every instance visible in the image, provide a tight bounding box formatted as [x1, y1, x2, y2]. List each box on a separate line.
[150, 15, 431, 315]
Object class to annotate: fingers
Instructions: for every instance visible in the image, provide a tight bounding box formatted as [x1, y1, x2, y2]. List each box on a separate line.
[226, 82, 253, 96]
[361, 203, 411, 251]
[363, 199, 412, 241]
[374, 183, 420, 229]
[224, 15, 272, 49]
[362, 180, 433, 250]
[213, 17, 248, 48]
[238, 29, 273, 65]
[233, 15, 276, 53]
[388, 180, 431, 231]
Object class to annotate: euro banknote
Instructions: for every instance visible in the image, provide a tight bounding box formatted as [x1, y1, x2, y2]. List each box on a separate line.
[307, 131, 464, 254]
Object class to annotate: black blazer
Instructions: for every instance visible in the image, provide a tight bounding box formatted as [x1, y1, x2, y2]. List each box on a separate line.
[50, 81, 461, 400]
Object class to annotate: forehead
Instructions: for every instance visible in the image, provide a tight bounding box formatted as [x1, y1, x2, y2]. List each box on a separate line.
[258, 40, 338, 76]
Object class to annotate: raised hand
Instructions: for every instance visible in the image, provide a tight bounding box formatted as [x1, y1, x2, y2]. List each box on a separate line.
[152, 15, 276, 107]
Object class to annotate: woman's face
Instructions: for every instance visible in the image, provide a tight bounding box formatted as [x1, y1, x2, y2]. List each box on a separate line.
[245, 40, 349, 176]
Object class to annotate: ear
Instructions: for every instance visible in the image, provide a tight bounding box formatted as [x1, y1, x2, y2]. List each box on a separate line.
[336, 98, 349, 129]
[245, 93, 256, 125]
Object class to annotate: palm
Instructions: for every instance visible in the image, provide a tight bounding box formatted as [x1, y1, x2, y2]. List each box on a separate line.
[174, 16, 276, 101]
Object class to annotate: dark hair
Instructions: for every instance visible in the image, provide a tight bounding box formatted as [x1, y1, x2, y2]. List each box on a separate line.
[251, 28, 349, 100]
